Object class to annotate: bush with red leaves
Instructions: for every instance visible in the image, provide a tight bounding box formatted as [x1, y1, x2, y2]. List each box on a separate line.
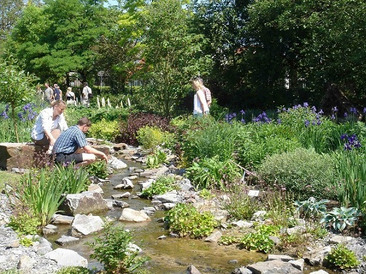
[116, 112, 171, 146]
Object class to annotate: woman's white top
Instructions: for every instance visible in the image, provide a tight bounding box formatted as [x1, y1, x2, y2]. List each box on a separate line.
[31, 107, 68, 140]
[193, 89, 209, 115]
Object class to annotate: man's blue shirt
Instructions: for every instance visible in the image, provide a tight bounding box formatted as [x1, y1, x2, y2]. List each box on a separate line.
[54, 125, 88, 154]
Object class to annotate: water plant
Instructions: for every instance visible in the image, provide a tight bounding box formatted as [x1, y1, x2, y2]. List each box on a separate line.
[88, 224, 148, 273]
[85, 160, 109, 179]
[164, 203, 218, 238]
[240, 224, 280, 253]
[141, 176, 176, 199]
[146, 149, 167, 168]
[325, 244, 360, 269]
[14, 165, 89, 226]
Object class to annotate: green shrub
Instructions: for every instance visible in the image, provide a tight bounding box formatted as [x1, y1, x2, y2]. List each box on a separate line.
[88, 118, 119, 142]
[137, 126, 175, 150]
[89, 224, 148, 273]
[238, 123, 301, 168]
[258, 148, 338, 200]
[165, 203, 218, 238]
[85, 160, 109, 179]
[325, 244, 360, 269]
[186, 156, 241, 190]
[141, 176, 176, 199]
[182, 118, 243, 163]
[117, 112, 171, 146]
[240, 224, 280, 253]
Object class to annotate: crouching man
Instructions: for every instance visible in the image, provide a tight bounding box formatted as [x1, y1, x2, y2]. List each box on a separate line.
[53, 117, 108, 165]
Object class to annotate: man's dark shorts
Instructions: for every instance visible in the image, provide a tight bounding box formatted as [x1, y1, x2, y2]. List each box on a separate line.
[55, 153, 83, 164]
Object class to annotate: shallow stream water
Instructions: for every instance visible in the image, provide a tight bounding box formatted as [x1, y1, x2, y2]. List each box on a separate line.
[45, 160, 335, 273]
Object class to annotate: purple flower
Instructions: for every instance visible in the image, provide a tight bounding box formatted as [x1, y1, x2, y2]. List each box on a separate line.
[332, 106, 338, 113]
[349, 107, 357, 114]
[241, 118, 245, 124]
[344, 112, 348, 117]
[318, 109, 324, 115]
[331, 114, 336, 120]
[363, 107, 366, 114]
[0, 110, 9, 119]
[240, 109, 245, 115]
[311, 106, 317, 113]
[303, 102, 309, 107]
[305, 120, 310, 127]
[277, 119, 281, 124]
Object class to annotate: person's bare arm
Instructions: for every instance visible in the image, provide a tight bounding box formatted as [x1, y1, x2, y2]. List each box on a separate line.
[84, 145, 108, 162]
[197, 90, 209, 113]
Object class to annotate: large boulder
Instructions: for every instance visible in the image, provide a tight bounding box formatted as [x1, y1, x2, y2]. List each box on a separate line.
[45, 248, 88, 267]
[60, 191, 109, 216]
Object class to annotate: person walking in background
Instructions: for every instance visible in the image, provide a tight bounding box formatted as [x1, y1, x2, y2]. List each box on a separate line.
[197, 77, 212, 108]
[44, 83, 54, 103]
[54, 84, 62, 101]
[82, 82, 92, 107]
[192, 78, 209, 117]
[65, 87, 76, 106]
[53, 117, 108, 166]
[31, 100, 68, 154]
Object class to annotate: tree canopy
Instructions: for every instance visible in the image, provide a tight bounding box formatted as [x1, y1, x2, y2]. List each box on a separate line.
[2, 0, 366, 113]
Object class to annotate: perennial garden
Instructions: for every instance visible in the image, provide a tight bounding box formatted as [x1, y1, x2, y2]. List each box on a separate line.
[1, 98, 366, 273]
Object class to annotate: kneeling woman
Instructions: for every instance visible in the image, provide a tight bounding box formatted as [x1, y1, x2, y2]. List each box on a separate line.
[31, 100, 68, 152]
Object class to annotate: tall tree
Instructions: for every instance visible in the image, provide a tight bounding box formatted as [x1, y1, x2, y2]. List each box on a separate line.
[5, 0, 109, 84]
[140, 0, 212, 116]
[192, 0, 250, 108]
[94, 0, 146, 93]
[245, 0, 366, 108]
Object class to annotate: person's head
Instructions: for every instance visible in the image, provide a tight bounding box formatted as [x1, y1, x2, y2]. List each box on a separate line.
[83, 82, 88, 87]
[77, 117, 92, 133]
[45, 83, 49, 88]
[191, 78, 202, 91]
[51, 100, 66, 116]
[67, 87, 72, 92]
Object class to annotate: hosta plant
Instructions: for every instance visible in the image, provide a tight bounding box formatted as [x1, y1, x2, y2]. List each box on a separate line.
[321, 207, 360, 232]
[295, 197, 329, 220]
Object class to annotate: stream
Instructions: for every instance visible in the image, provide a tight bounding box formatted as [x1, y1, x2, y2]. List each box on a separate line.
[45, 159, 333, 273]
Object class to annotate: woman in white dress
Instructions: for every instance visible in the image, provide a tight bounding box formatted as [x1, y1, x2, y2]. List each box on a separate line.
[192, 78, 209, 117]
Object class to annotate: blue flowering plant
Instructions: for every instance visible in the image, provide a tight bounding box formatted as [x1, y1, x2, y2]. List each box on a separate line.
[0, 102, 40, 143]
[0, 60, 37, 142]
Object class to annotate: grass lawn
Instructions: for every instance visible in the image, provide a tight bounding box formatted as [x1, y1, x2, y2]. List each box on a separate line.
[0, 170, 21, 192]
